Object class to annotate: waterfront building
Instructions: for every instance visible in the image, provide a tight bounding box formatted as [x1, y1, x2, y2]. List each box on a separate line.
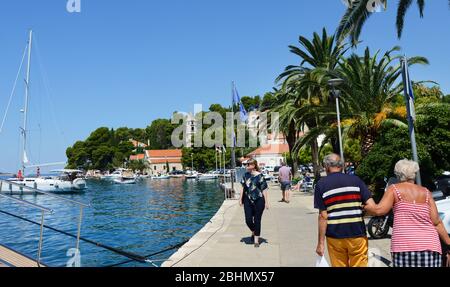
[146, 150, 183, 174]
[129, 149, 183, 174]
[244, 133, 289, 168]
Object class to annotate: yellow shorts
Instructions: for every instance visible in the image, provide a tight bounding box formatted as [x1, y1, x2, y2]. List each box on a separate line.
[326, 236, 368, 267]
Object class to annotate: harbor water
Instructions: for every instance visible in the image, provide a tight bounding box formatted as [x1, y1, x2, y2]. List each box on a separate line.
[0, 178, 223, 267]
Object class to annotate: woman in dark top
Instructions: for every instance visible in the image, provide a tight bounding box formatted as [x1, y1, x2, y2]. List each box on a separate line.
[240, 159, 269, 247]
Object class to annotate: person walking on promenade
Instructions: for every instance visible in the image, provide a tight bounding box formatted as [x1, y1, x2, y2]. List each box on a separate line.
[364, 159, 450, 267]
[240, 159, 269, 248]
[315, 154, 372, 267]
[278, 162, 292, 203]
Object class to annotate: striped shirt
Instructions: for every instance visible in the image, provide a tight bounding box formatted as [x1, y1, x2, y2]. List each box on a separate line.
[314, 173, 371, 239]
[391, 185, 442, 254]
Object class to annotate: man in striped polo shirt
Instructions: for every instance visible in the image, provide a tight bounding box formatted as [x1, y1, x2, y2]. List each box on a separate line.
[314, 154, 372, 267]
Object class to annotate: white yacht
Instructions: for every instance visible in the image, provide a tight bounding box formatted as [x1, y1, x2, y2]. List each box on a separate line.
[0, 31, 87, 194]
[1, 170, 87, 194]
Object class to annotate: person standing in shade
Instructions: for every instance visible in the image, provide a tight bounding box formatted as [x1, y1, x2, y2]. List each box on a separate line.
[240, 159, 269, 248]
[364, 159, 450, 267]
[315, 154, 372, 267]
[278, 162, 292, 203]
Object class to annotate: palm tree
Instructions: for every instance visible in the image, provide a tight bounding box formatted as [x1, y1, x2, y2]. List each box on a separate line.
[275, 28, 347, 178]
[334, 46, 429, 156]
[270, 90, 301, 176]
[337, 0, 450, 45]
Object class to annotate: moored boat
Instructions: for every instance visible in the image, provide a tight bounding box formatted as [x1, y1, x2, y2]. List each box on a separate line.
[1, 169, 87, 194]
[151, 175, 170, 180]
[197, 173, 219, 181]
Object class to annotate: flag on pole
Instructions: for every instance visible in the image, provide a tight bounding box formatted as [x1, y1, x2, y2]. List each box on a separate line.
[232, 84, 248, 123]
[401, 56, 422, 185]
[402, 58, 416, 122]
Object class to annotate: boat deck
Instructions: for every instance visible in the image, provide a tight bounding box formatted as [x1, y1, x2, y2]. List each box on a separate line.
[0, 244, 45, 267]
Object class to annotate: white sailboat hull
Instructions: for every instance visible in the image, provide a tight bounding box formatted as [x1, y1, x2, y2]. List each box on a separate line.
[0, 178, 87, 195]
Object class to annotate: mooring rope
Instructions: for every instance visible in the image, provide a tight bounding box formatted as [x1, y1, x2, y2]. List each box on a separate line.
[0, 209, 187, 267]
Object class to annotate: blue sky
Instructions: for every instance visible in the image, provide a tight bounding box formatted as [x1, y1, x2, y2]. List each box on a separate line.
[0, 0, 449, 173]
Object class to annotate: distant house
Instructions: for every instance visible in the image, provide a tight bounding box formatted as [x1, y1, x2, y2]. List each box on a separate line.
[145, 149, 183, 174]
[129, 149, 183, 174]
[245, 143, 289, 168]
[242, 132, 291, 167]
[129, 139, 148, 152]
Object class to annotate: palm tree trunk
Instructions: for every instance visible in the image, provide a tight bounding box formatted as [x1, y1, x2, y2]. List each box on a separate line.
[361, 133, 376, 157]
[310, 139, 321, 180]
[287, 122, 299, 177]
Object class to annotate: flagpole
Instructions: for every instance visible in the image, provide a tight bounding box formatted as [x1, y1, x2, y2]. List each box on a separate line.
[230, 82, 237, 195]
[215, 148, 218, 171]
[401, 56, 422, 186]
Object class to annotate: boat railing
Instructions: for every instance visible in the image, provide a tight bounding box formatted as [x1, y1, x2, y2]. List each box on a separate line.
[0, 192, 53, 266]
[0, 179, 90, 264]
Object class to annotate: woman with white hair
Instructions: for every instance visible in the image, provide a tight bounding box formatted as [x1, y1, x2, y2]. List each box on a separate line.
[364, 159, 450, 267]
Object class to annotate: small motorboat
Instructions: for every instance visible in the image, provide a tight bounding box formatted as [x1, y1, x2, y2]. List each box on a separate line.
[185, 171, 199, 180]
[113, 177, 136, 184]
[151, 175, 171, 180]
[101, 168, 131, 181]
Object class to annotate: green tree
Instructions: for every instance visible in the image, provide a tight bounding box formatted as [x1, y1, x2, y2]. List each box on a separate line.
[413, 84, 445, 105]
[416, 103, 450, 172]
[241, 96, 261, 111]
[356, 127, 436, 197]
[275, 28, 347, 179]
[443, 94, 450, 104]
[66, 127, 135, 171]
[128, 160, 148, 173]
[336, 46, 428, 156]
[66, 141, 89, 169]
[146, 119, 175, 150]
[260, 92, 277, 112]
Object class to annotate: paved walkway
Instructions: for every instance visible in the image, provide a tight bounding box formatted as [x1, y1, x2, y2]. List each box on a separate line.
[162, 184, 391, 267]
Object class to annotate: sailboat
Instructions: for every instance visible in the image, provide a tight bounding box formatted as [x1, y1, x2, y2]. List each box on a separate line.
[0, 30, 87, 194]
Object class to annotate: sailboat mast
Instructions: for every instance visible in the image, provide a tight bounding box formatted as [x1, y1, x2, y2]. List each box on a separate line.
[22, 30, 33, 173]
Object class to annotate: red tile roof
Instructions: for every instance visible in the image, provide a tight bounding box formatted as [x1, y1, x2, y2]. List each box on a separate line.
[145, 149, 183, 158]
[130, 154, 145, 161]
[247, 144, 289, 157]
[150, 159, 182, 164]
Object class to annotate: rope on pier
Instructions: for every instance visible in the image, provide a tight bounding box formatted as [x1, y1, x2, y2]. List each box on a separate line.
[0, 209, 188, 267]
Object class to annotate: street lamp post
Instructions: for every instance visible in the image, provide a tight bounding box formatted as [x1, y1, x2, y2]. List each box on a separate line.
[328, 78, 345, 171]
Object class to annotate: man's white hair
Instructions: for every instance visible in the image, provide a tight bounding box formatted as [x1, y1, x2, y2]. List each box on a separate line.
[394, 159, 420, 182]
[323, 154, 344, 169]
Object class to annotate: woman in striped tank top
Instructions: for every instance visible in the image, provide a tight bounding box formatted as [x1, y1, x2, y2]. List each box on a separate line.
[364, 159, 450, 267]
